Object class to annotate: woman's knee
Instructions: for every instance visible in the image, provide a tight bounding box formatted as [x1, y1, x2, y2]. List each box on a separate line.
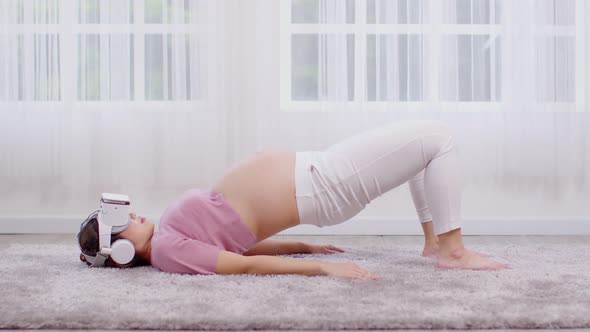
[415, 121, 456, 159]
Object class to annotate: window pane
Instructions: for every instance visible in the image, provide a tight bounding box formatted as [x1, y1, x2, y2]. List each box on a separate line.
[535, 36, 575, 102]
[292, 33, 354, 101]
[166, 0, 193, 24]
[32, 0, 60, 24]
[78, 0, 133, 24]
[145, 0, 195, 24]
[439, 34, 501, 101]
[292, 34, 318, 100]
[292, 0, 355, 24]
[442, 0, 501, 24]
[77, 34, 134, 100]
[0, 0, 59, 24]
[0, 0, 24, 24]
[145, 34, 197, 100]
[145, 0, 163, 23]
[0, 35, 25, 100]
[145, 34, 164, 99]
[367, 34, 426, 101]
[535, 0, 575, 26]
[367, 0, 429, 24]
[78, 34, 100, 100]
[0, 34, 60, 100]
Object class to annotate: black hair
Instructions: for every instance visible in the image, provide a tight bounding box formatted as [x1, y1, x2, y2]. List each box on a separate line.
[77, 216, 150, 268]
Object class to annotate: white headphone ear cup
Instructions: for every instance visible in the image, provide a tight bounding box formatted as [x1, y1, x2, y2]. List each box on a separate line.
[110, 239, 135, 265]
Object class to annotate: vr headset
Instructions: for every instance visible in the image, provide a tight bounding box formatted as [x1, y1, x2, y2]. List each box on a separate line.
[76, 193, 135, 267]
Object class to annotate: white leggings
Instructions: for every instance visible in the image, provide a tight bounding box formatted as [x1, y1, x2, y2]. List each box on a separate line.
[294, 120, 463, 235]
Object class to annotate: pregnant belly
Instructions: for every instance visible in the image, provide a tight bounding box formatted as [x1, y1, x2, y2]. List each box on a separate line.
[211, 149, 299, 241]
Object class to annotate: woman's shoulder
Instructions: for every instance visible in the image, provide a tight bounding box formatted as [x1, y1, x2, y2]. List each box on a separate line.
[159, 189, 212, 224]
[150, 231, 221, 275]
[158, 188, 233, 242]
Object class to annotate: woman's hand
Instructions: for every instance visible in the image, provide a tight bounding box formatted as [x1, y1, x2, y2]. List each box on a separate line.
[320, 261, 380, 280]
[307, 243, 346, 254]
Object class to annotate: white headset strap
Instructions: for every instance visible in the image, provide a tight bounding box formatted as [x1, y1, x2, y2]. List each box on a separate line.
[92, 251, 107, 267]
[92, 220, 112, 266]
[97, 213, 113, 261]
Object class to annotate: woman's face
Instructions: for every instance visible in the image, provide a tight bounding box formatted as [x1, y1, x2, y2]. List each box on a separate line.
[119, 212, 155, 257]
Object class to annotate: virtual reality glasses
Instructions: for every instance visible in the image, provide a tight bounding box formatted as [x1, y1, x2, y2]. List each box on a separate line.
[76, 193, 135, 267]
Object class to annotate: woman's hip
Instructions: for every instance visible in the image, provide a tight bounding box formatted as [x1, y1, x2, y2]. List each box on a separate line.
[295, 150, 366, 227]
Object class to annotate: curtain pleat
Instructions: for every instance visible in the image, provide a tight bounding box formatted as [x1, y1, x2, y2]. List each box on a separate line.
[0, 0, 588, 230]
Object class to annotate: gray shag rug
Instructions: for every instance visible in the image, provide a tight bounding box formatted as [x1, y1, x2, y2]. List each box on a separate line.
[1, 236, 589, 330]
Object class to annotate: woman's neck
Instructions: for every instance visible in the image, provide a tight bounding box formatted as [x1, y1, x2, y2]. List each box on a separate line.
[144, 238, 152, 264]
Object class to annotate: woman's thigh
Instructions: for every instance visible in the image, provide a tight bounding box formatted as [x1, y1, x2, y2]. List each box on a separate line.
[296, 120, 454, 227]
[325, 120, 454, 200]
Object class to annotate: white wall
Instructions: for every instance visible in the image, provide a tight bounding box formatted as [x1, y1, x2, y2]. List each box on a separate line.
[0, 0, 589, 235]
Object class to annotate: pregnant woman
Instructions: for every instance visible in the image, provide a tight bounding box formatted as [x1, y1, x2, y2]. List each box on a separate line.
[77, 120, 509, 280]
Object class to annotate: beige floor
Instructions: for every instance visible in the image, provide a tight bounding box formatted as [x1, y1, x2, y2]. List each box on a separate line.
[1, 234, 589, 332]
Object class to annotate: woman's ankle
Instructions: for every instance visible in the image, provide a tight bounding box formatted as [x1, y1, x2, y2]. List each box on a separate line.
[424, 238, 439, 247]
[439, 247, 466, 259]
[437, 228, 464, 257]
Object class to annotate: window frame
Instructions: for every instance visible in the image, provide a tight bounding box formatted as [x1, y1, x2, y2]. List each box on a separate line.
[279, 0, 587, 112]
[0, 0, 205, 112]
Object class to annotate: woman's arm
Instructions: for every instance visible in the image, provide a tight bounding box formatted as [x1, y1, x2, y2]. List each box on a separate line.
[242, 239, 308, 256]
[215, 250, 380, 280]
[242, 239, 347, 256]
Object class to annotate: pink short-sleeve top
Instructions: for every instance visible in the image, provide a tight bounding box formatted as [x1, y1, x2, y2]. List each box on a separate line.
[150, 189, 258, 275]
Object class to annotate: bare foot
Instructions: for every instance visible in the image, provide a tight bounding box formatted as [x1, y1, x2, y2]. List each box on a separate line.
[423, 245, 492, 259]
[437, 248, 509, 270]
[422, 239, 440, 258]
[465, 248, 492, 258]
[422, 244, 439, 258]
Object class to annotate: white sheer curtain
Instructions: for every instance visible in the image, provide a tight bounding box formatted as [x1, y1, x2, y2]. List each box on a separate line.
[284, 0, 589, 234]
[0, 0, 227, 224]
[0, 0, 588, 234]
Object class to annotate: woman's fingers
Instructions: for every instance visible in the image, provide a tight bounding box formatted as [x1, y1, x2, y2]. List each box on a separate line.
[319, 244, 345, 254]
[327, 244, 345, 252]
[354, 272, 375, 280]
[354, 268, 380, 280]
[325, 261, 380, 280]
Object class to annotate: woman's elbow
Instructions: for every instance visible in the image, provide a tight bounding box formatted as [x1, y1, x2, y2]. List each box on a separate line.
[215, 251, 253, 275]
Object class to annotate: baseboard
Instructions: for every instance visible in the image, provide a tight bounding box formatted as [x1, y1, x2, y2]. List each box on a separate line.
[0, 215, 588, 235]
[278, 216, 590, 235]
